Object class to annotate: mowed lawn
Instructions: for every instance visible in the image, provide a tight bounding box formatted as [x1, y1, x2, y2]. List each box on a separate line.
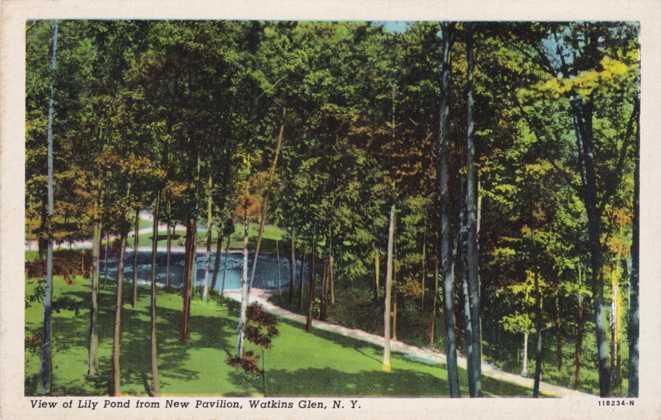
[133, 221, 286, 253]
[25, 276, 535, 397]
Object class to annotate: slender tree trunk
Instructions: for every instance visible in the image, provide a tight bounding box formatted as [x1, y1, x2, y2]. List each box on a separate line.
[392, 289, 398, 341]
[298, 248, 305, 311]
[150, 192, 161, 396]
[461, 237, 474, 395]
[132, 208, 140, 306]
[383, 204, 396, 372]
[248, 119, 285, 294]
[249, 202, 266, 294]
[203, 176, 213, 301]
[571, 97, 610, 397]
[521, 331, 529, 377]
[103, 230, 109, 280]
[111, 229, 128, 396]
[429, 258, 439, 346]
[211, 230, 223, 292]
[236, 206, 249, 357]
[305, 233, 316, 332]
[329, 254, 335, 305]
[437, 21, 460, 398]
[610, 268, 621, 388]
[628, 109, 640, 397]
[88, 213, 102, 377]
[220, 234, 230, 298]
[421, 220, 427, 309]
[40, 20, 58, 394]
[373, 251, 380, 302]
[533, 270, 543, 398]
[288, 230, 295, 305]
[573, 263, 585, 389]
[459, 192, 474, 396]
[180, 218, 196, 343]
[465, 23, 481, 397]
[555, 294, 563, 371]
[165, 222, 172, 289]
[319, 257, 327, 321]
[276, 238, 282, 292]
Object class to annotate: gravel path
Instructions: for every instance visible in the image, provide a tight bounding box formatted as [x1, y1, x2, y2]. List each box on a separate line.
[225, 289, 593, 398]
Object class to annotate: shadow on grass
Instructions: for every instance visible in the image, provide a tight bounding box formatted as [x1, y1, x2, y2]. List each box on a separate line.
[247, 318, 535, 397]
[29, 280, 239, 396]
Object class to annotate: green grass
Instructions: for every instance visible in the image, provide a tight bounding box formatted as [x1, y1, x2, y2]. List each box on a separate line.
[138, 217, 153, 229]
[133, 222, 286, 252]
[271, 286, 620, 397]
[25, 276, 537, 397]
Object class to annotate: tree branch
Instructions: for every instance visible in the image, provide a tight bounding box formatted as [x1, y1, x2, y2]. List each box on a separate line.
[598, 96, 640, 208]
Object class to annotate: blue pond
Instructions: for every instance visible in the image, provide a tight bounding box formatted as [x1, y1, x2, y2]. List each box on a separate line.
[101, 251, 306, 291]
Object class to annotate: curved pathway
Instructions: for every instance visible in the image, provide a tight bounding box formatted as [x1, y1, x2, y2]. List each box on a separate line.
[226, 289, 593, 398]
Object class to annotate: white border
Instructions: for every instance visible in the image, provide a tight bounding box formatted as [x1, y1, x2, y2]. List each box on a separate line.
[2, 1, 660, 418]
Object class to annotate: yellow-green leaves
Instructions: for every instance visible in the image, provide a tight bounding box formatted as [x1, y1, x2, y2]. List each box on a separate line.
[524, 55, 638, 100]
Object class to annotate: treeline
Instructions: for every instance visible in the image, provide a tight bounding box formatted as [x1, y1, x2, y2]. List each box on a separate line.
[26, 20, 639, 397]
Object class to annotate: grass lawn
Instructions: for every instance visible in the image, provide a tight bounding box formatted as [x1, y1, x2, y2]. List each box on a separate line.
[133, 222, 286, 253]
[25, 276, 536, 397]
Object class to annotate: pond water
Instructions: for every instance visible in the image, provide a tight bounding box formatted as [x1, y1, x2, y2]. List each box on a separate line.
[101, 251, 307, 291]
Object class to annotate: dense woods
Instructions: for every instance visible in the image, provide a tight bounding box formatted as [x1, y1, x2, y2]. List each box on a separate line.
[25, 20, 639, 398]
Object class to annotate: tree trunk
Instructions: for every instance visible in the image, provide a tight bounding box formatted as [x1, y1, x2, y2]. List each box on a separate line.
[305, 233, 316, 332]
[329, 254, 335, 305]
[165, 222, 172, 289]
[373, 251, 380, 302]
[521, 331, 529, 377]
[249, 119, 285, 294]
[249, 201, 266, 294]
[429, 258, 439, 346]
[571, 97, 610, 397]
[532, 270, 543, 398]
[40, 19, 58, 395]
[211, 229, 223, 292]
[628, 108, 640, 397]
[610, 267, 621, 388]
[132, 208, 140, 307]
[203, 176, 213, 301]
[236, 206, 250, 357]
[180, 218, 196, 343]
[103, 230, 109, 280]
[383, 204, 395, 372]
[298, 248, 305, 311]
[111, 229, 128, 396]
[437, 21, 460, 398]
[465, 23, 481, 397]
[288, 230, 295, 305]
[149, 192, 161, 396]
[421, 221, 427, 309]
[573, 263, 585, 389]
[555, 294, 563, 371]
[319, 257, 327, 321]
[461, 238, 474, 395]
[220, 234, 231, 298]
[87, 214, 102, 377]
[276, 238, 282, 292]
[392, 289, 398, 341]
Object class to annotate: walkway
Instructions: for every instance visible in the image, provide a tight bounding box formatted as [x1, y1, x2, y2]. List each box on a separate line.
[225, 289, 593, 398]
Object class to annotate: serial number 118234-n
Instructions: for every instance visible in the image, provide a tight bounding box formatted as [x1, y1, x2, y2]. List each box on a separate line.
[597, 399, 636, 407]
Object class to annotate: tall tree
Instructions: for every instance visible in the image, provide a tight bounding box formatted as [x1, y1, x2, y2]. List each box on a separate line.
[628, 94, 640, 397]
[436, 21, 460, 398]
[383, 204, 396, 372]
[464, 23, 482, 397]
[40, 19, 59, 394]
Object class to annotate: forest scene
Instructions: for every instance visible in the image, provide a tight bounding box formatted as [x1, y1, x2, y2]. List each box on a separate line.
[25, 20, 640, 398]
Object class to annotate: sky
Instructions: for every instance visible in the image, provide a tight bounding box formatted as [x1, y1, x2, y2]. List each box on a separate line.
[380, 21, 410, 33]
